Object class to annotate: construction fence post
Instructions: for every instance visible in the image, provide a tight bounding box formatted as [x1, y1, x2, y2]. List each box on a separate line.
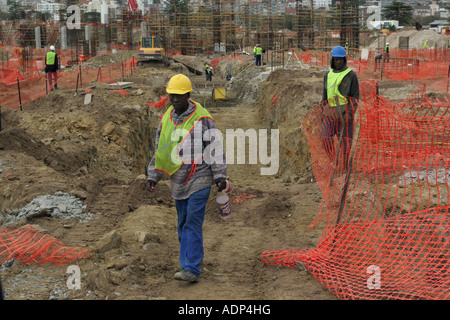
[79, 65, 83, 88]
[17, 76, 22, 111]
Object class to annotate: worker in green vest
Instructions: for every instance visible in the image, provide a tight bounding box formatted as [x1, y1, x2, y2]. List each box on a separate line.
[254, 43, 262, 66]
[321, 46, 359, 173]
[384, 42, 390, 62]
[146, 74, 228, 282]
[45, 45, 59, 91]
[204, 64, 213, 81]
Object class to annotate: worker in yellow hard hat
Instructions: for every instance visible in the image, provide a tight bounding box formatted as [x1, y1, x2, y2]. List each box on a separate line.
[205, 63, 213, 81]
[146, 74, 228, 282]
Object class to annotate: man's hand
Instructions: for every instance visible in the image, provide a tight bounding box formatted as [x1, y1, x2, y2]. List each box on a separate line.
[216, 180, 227, 192]
[147, 180, 156, 192]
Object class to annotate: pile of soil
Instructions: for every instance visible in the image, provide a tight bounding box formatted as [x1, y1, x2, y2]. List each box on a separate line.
[365, 28, 450, 50]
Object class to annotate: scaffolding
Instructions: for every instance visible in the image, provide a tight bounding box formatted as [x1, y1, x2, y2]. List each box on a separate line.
[0, 1, 363, 55]
[144, 0, 363, 55]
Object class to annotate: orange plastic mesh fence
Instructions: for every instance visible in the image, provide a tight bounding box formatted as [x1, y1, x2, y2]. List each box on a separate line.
[285, 49, 450, 90]
[0, 50, 248, 111]
[0, 57, 138, 110]
[147, 95, 169, 110]
[261, 81, 450, 300]
[0, 225, 90, 265]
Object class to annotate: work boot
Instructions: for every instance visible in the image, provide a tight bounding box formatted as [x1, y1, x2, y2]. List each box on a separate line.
[174, 269, 199, 282]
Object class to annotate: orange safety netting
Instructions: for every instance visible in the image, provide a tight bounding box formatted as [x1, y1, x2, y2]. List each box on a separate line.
[147, 95, 169, 110]
[285, 48, 450, 93]
[0, 225, 90, 265]
[261, 81, 449, 300]
[0, 48, 253, 111]
[0, 55, 139, 110]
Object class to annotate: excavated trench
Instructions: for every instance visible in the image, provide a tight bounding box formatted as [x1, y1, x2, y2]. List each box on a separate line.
[0, 59, 337, 300]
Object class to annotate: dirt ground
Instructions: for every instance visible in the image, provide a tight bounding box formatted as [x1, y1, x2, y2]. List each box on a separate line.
[0, 30, 447, 301]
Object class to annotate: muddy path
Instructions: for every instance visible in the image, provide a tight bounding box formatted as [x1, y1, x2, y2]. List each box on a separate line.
[138, 103, 335, 300]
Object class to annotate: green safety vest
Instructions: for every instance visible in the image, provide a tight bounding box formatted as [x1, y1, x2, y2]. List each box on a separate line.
[155, 101, 213, 176]
[326, 68, 352, 107]
[46, 51, 56, 65]
[255, 47, 262, 55]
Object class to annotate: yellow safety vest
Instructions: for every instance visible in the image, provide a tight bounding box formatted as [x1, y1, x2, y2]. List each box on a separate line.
[326, 68, 352, 107]
[46, 51, 56, 65]
[155, 101, 213, 175]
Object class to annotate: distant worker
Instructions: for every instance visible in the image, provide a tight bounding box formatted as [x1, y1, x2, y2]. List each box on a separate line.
[321, 46, 360, 172]
[45, 45, 59, 91]
[374, 49, 383, 68]
[424, 40, 428, 49]
[254, 43, 262, 66]
[146, 74, 227, 282]
[204, 64, 213, 81]
[384, 42, 390, 62]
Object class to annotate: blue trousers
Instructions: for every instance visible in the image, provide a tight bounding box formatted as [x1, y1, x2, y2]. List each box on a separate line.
[255, 54, 261, 66]
[175, 187, 211, 276]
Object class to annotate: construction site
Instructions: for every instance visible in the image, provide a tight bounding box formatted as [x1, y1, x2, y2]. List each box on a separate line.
[0, 0, 449, 301]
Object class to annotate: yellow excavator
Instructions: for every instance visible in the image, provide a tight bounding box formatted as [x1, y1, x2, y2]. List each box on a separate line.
[137, 35, 169, 66]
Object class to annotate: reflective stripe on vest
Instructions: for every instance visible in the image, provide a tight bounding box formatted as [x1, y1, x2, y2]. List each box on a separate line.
[154, 101, 213, 176]
[326, 68, 352, 107]
[46, 52, 56, 65]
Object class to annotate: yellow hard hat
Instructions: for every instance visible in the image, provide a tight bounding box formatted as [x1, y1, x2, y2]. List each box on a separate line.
[166, 74, 193, 95]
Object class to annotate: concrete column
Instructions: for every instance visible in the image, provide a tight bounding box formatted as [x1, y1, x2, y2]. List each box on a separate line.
[141, 21, 147, 38]
[60, 26, 67, 50]
[85, 25, 92, 54]
[35, 27, 41, 49]
[85, 25, 90, 42]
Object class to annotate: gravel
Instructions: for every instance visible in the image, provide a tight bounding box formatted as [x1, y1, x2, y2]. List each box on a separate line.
[2, 191, 93, 226]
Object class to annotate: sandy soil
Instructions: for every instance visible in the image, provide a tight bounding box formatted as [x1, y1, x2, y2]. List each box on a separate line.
[0, 29, 447, 301]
